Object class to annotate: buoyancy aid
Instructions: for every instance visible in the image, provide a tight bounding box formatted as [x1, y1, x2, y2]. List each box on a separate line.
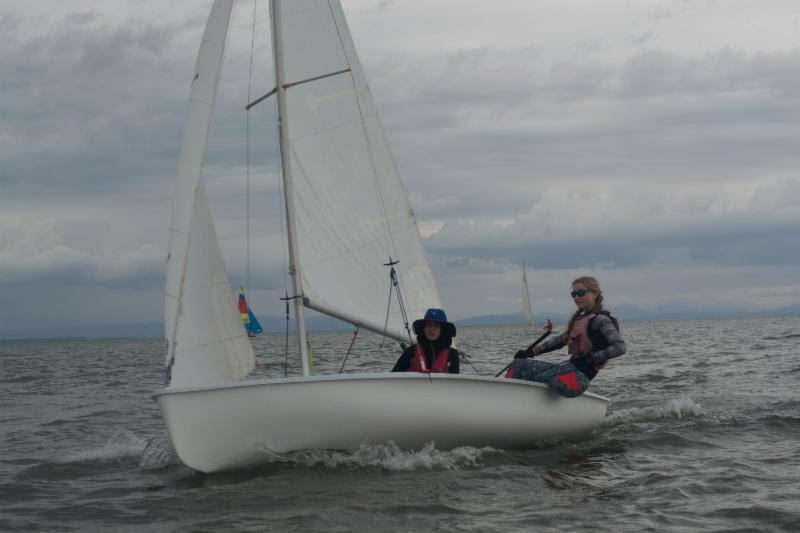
[568, 311, 620, 380]
[568, 315, 595, 356]
[568, 311, 620, 356]
[411, 344, 451, 373]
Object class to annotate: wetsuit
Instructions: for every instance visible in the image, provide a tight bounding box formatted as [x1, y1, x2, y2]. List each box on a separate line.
[509, 310, 625, 397]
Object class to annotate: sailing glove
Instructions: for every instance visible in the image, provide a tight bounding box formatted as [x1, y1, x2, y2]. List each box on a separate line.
[514, 350, 532, 359]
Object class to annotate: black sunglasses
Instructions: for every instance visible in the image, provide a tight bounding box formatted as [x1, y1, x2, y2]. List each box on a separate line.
[570, 289, 590, 298]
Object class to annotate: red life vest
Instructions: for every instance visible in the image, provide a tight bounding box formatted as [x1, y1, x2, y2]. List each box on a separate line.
[568, 312, 620, 355]
[568, 314, 596, 356]
[568, 311, 621, 378]
[411, 344, 451, 373]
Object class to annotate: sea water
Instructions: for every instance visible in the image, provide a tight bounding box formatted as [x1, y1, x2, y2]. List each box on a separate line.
[1, 317, 798, 532]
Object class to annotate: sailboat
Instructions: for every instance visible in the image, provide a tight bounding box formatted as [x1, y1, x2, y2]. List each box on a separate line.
[522, 263, 533, 327]
[155, 0, 608, 473]
[238, 287, 263, 337]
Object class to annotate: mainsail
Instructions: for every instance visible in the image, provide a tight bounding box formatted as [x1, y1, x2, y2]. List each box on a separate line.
[273, 1, 442, 343]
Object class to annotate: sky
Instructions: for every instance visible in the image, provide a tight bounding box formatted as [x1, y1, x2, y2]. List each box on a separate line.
[2, 0, 800, 339]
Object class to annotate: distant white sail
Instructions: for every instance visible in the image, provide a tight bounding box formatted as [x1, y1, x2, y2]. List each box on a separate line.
[522, 263, 533, 327]
[164, 0, 254, 388]
[273, 0, 442, 340]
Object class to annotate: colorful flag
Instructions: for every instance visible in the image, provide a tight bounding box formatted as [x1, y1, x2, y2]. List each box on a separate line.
[238, 287, 263, 337]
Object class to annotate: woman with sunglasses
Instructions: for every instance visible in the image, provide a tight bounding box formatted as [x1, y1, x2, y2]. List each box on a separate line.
[507, 276, 625, 397]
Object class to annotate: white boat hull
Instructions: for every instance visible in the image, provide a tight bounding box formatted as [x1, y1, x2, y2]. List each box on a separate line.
[154, 373, 608, 473]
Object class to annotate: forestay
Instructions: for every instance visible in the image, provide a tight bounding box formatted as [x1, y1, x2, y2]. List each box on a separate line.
[164, 0, 254, 388]
[275, 1, 441, 340]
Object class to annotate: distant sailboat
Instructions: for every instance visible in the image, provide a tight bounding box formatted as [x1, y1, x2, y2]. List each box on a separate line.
[154, 0, 608, 473]
[238, 287, 263, 337]
[522, 263, 533, 327]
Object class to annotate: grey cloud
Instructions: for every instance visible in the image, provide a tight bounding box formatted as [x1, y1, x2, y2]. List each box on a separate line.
[629, 32, 654, 48]
[368, 45, 800, 228]
[4, 2, 800, 335]
[619, 48, 800, 98]
[0, 244, 164, 290]
[420, 175, 800, 273]
[0, 14, 195, 195]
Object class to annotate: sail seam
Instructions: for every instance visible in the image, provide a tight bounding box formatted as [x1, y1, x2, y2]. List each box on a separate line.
[286, 114, 376, 142]
[174, 335, 249, 353]
[187, 97, 215, 106]
[179, 280, 234, 290]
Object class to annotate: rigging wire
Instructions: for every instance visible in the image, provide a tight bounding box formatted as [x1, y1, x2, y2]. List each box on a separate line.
[244, 0, 258, 295]
[381, 271, 394, 348]
[283, 292, 290, 377]
[382, 261, 412, 345]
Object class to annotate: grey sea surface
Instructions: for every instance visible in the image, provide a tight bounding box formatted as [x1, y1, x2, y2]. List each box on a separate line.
[2, 317, 799, 532]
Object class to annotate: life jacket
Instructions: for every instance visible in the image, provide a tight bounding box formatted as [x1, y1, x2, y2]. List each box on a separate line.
[568, 311, 620, 380]
[567, 315, 595, 356]
[568, 311, 620, 355]
[411, 344, 451, 373]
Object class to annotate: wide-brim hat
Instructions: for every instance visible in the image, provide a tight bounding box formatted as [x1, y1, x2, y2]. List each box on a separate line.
[412, 308, 456, 338]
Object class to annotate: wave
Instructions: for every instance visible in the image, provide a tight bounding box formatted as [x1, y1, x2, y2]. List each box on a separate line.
[284, 441, 498, 471]
[63, 429, 149, 463]
[606, 396, 704, 425]
[57, 429, 182, 471]
[139, 431, 181, 470]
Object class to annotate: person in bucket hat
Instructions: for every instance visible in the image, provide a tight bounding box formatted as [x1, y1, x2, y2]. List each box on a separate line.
[391, 308, 460, 374]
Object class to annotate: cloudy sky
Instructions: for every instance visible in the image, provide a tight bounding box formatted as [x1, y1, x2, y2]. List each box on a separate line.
[2, 0, 800, 338]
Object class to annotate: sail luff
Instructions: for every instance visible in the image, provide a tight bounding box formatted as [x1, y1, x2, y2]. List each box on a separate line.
[271, 0, 311, 376]
[164, 0, 255, 388]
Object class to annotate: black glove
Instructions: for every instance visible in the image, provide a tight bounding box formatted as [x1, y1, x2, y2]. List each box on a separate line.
[514, 350, 532, 359]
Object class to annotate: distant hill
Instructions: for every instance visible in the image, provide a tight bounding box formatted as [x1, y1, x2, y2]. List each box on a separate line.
[455, 312, 570, 327]
[3, 304, 798, 341]
[455, 304, 800, 327]
[258, 313, 356, 333]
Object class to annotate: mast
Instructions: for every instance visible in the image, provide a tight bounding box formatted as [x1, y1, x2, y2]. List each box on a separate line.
[270, 0, 311, 376]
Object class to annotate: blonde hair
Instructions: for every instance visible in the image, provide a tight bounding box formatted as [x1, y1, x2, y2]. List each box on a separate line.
[567, 276, 604, 334]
